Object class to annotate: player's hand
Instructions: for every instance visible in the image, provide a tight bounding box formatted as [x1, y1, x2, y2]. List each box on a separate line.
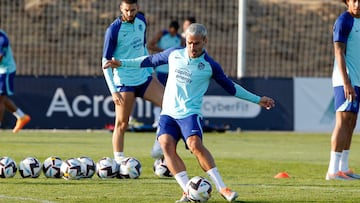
[343, 84, 356, 102]
[102, 58, 122, 69]
[111, 92, 124, 105]
[259, 96, 275, 110]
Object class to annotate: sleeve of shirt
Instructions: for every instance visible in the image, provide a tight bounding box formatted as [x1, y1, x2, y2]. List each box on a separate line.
[102, 64, 117, 93]
[102, 20, 120, 60]
[209, 57, 261, 104]
[122, 47, 179, 68]
[0, 35, 7, 56]
[333, 13, 354, 44]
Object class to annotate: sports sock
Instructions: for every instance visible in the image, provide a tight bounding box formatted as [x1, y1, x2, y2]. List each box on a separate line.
[13, 108, 25, 119]
[174, 171, 189, 192]
[340, 150, 350, 172]
[114, 152, 125, 161]
[206, 167, 226, 191]
[328, 151, 342, 174]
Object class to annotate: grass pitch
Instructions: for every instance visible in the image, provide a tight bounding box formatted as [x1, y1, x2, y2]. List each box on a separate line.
[0, 130, 360, 202]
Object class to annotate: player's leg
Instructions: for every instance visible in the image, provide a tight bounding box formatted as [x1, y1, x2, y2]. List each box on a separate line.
[142, 76, 164, 107]
[112, 91, 136, 163]
[0, 95, 5, 127]
[327, 86, 358, 180]
[182, 115, 238, 202]
[141, 76, 165, 158]
[157, 115, 189, 202]
[4, 97, 31, 133]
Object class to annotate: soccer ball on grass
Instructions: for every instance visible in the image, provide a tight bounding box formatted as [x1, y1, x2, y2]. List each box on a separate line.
[118, 157, 142, 179]
[0, 156, 17, 178]
[96, 157, 119, 179]
[186, 176, 212, 202]
[78, 156, 96, 178]
[42, 156, 62, 178]
[19, 157, 42, 178]
[60, 158, 82, 180]
[153, 157, 172, 177]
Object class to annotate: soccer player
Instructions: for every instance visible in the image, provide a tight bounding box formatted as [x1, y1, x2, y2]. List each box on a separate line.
[326, 0, 360, 180]
[104, 23, 275, 202]
[101, 0, 164, 163]
[0, 27, 31, 133]
[147, 20, 184, 159]
[181, 17, 196, 38]
[148, 20, 184, 128]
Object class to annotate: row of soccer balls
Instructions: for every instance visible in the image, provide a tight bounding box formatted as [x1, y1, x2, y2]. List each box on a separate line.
[0, 156, 212, 202]
[0, 156, 172, 179]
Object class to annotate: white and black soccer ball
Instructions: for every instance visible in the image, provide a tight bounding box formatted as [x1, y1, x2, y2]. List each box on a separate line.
[0, 156, 17, 178]
[96, 157, 119, 179]
[19, 157, 42, 178]
[118, 157, 142, 179]
[153, 158, 172, 177]
[42, 156, 62, 178]
[186, 176, 212, 202]
[78, 156, 96, 178]
[60, 158, 82, 180]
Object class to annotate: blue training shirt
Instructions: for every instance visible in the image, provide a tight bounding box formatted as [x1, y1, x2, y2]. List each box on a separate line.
[102, 14, 152, 93]
[332, 11, 360, 87]
[0, 29, 16, 74]
[155, 30, 182, 73]
[122, 48, 261, 119]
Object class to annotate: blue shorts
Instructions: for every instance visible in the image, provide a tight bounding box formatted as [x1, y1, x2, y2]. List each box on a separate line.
[334, 86, 360, 113]
[157, 114, 204, 143]
[116, 76, 152, 98]
[156, 72, 168, 86]
[0, 71, 15, 96]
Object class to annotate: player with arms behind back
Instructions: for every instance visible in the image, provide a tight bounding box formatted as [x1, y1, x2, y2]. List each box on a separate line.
[326, 0, 360, 180]
[102, 0, 164, 163]
[104, 23, 275, 202]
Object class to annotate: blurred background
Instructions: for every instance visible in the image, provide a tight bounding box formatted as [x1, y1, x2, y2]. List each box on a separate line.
[0, 0, 348, 131]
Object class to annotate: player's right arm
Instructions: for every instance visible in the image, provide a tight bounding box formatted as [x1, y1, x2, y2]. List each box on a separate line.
[334, 42, 354, 101]
[101, 22, 120, 93]
[147, 30, 165, 53]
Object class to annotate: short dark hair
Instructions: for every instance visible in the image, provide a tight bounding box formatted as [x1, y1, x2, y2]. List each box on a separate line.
[341, 0, 347, 5]
[169, 20, 180, 30]
[122, 0, 138, 4]
[185, 17, 196, 24]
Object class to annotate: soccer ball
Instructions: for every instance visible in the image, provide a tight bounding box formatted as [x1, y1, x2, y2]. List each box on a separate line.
[153, 158, 172, 177]
[118, 157, 142, 179]
[42, 156, 62, 178]
[19, 157, 42, 178]
[96, 157, 119, 179]
[186, 176, 212, 202]
[78, 156, 96, 178]
[0, 156, 17, 178]
[60, 158, 82, 180]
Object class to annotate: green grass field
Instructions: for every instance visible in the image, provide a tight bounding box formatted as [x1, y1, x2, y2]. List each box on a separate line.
[1, 130, 360, 203]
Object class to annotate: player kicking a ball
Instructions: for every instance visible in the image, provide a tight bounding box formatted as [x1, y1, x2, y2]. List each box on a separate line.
[104, 23, 275, 202]
[326, 0, 360, 180]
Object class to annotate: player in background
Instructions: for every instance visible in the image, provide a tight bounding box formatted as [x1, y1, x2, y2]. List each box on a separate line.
[148, 20, 184, 128]
[102, 0, 164, 163]
[104, 23, 275, 202]
[0, 26, 31, 133]
[326, 0, 360, 180]
[147, 20, 184, 159]
[181, 16, 196, 39]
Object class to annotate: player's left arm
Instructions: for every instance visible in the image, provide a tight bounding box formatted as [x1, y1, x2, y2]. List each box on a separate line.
[211, 60, 275, 109]
[0, 35, 7, 62]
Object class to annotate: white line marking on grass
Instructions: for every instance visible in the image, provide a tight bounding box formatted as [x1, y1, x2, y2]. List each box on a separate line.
[0, 194, 56, 203]
[240, 184, 360, 192]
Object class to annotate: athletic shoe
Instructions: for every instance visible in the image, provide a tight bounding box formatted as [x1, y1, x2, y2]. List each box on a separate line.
[175, 192, 189, 203]
[12, 114, 31, 133]
[151, 139, 164, 159]
[220, 187, 238, 202]
[343, 170, 360, 179]
[325, 171, 353, 180]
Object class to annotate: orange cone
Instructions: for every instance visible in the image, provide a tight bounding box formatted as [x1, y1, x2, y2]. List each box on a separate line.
[274, 172, 290, 178]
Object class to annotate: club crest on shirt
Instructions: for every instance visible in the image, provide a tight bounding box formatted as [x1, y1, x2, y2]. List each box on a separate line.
[138, 24, 143, 31]
[198, 62, 205, 70]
